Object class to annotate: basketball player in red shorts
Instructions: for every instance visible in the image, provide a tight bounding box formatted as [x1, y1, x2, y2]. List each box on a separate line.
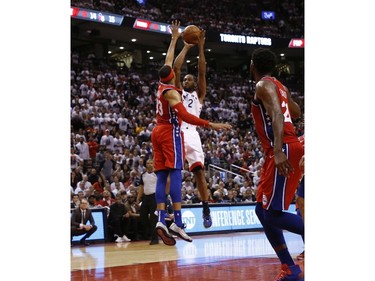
[152, 20, 231, 246]
[250, 48, 304, 281]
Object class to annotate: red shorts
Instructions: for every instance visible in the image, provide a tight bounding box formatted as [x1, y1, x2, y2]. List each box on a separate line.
[256, 141, 304, 211]
[151, 124, 185, 171]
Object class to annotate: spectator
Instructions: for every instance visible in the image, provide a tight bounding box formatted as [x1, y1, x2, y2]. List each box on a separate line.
[107, 194, 132, 243]
[71, 198, 98, 246]
[232, 189, 242, 203]
[242, 188, 256, 203]
[71, 167, 83, 191]
[191, 188, 202, 204]
[113, 149, 124, 165]
[252, 170, 261, 188]
[183, 189, 195, 203]
[75, 135, 90, 172]
[71, 194, 80, 209]
[71, 147, 83, 171]
[87, 194, 99, 208]
[181, 176, 194, 192]
[110, 176, 125, 195]
[124, 171, 140, 188]
[180, 189, 189, 205]
[212, 190, 224, 203]
[124, 194, 141, 241]
[74, 181, 86, 196]
[217, 181, 228, 197]
[117, 112, 130, 133]
[92, 173, 106, 194]
[76, 175, 92, 191]
[100, 129, 115, 152]
[99, 151, 116, 182]
[87, 168, 99, 185]
[117, 163, 127, 181]
[224, 190, 238, 203]
[77, 190, 86, 202]
[97, 190, 115, 208]
[95, 145, 106, 166]
[87, 135, 99, 167]
[137, 158, 146, 174]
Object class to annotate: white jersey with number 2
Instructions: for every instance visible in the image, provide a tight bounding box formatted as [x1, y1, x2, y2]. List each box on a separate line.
[181, 90, 202, 130]
[181, 90, 205, 170]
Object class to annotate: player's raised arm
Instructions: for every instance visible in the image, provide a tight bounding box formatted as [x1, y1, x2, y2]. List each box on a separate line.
[197, 29, 207, 103]
[173, 41, 194, 89]
[164, 20, 181, 67]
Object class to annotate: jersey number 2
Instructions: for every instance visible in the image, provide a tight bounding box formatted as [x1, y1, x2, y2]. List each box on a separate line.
[187, 99, 193, 108]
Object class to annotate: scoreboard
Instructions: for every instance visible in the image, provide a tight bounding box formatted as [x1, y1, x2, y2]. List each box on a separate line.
[71, 6, 124, 26]
[133, 18, 185, 34]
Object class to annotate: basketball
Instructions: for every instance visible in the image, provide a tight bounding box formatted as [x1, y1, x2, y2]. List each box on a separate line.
[182, 25, 200, 44]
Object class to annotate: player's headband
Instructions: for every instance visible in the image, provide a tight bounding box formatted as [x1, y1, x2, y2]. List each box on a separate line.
[160, 69, 175, 83]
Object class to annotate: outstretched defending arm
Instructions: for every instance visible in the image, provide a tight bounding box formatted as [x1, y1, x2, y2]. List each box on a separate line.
[165, 89, 232, 130]
[164, 20, 181, 67]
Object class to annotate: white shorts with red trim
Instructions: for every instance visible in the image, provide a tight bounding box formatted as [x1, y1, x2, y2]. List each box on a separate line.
[182, 127, 204, 171]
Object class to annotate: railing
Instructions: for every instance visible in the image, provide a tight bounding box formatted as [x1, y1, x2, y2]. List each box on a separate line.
[208, 164, 244, 182]
[230, 163, 256, 176]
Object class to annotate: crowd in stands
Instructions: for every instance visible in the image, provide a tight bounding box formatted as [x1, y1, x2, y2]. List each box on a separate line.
[71, 0, 304, 39]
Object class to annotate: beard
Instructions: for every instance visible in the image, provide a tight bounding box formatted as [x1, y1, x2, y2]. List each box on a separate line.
[183, 86, 194, 92]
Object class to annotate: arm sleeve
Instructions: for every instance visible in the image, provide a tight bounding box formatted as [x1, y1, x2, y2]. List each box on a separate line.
[172, 102, 209, 128]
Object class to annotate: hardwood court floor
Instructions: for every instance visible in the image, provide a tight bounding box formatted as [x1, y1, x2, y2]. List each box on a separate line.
[71, 231, 304, 281]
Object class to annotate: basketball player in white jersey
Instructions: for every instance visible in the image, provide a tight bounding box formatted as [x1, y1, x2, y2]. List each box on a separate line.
[173, 29, 212, 228]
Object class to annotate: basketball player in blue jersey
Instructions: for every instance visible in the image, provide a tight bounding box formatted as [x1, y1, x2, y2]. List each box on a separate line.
[173, 28, 213, 228]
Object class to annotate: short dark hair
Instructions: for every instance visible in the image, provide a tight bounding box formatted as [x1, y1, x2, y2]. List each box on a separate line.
[159, 65, 173, 81]
[251, 48, 277, 76]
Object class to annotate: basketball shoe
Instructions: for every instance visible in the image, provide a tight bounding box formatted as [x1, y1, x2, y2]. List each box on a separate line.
[156, 222, 176, 246]
[121, 234, 131, 242]
[274, 264, 304, 281]
[202, 204, 212, 228]
[169, 222, 193, 242]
